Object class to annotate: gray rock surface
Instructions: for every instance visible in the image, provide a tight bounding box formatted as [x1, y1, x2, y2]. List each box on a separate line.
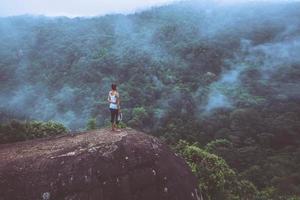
[0, 128, 201, 200]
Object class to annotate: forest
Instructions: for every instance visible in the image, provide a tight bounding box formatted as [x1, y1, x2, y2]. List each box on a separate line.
[0, 1, 300, 199]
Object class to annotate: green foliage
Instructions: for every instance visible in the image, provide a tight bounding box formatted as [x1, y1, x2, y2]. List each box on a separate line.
[86, 118, 97, 130]
[209, 82, 266, 107]
[132, 107, 148, 120]
[0, 120, 67, 144]
[175, 140, 258, 200]
[204, 139, 239, 168]
[128, 107, 149, 128]
[205, 139, 233, 152]
[117, 121, 127, 129]
[256, 187, 300, 200]
[0, 3, 300, 198]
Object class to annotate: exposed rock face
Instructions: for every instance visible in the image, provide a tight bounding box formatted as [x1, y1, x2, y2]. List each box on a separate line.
[0, 128, 201, 200]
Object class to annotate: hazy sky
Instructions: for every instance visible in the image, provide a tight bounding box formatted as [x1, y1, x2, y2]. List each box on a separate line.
[0, 0, 175, 17]
[0, 0, 298, 17]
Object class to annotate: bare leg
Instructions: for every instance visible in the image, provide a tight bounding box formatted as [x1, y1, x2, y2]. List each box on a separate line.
[111, 123, 115, 131]
[115, 123, 121, 132]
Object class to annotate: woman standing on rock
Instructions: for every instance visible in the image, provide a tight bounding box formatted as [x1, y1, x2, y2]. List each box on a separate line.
[108, 83, 121, 131]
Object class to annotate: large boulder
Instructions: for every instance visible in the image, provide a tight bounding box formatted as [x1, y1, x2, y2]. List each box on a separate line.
[0, 128, 201, 200]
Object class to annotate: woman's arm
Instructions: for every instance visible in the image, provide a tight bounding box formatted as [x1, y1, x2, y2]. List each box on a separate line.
[117, 92, 120, 107]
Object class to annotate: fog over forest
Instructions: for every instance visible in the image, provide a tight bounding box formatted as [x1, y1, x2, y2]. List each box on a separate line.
[1, 1, 300, 198]
[0, 0, 300, 129]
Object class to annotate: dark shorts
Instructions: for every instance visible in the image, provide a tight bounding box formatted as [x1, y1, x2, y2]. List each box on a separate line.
[110, 108, 119, 124]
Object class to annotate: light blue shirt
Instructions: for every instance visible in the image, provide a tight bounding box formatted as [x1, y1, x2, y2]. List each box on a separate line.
[109, 92, 118, 109]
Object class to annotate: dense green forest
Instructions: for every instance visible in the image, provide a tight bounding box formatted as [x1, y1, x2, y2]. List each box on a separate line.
[1, 1, 300, 199]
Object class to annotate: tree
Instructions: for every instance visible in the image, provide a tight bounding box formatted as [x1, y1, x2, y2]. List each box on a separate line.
[175, 140, 257, 200]
[128, 107, 149, 128]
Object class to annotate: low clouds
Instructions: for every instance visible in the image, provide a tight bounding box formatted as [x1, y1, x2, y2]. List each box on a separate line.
[0, 0, 175, 17]
[1, 0, 299, 17]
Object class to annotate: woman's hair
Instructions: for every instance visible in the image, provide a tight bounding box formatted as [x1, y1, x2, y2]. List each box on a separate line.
[111, 84, 117, 91]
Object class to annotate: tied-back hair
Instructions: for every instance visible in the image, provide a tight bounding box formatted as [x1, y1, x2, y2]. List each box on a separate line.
[111, 84, 117, 91]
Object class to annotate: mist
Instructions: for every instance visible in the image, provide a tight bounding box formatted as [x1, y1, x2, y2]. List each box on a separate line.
[0, 0, 175, 17]
[1, 0, 300, 129]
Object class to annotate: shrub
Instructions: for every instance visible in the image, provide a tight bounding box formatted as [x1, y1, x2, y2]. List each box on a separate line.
[86, 118, 97, 130]
[175, 140, 258, 200]
[128, 107, 149, 127]
[117, 121, 127, 128]
[0, 120, 67, 144]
